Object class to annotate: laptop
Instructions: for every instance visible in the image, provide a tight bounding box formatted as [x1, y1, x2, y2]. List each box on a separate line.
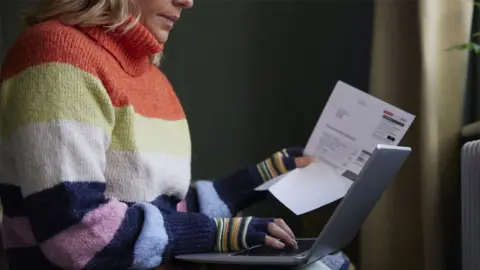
[176, 144, 411, 266]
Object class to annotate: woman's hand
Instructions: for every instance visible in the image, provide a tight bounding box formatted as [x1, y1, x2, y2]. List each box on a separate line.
[265, 218, 298, 249]
[214, 217, 298, 252]
[255, 147, 313, 183]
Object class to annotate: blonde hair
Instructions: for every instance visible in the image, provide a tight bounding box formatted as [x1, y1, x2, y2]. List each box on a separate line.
[25, 0, 163, 66]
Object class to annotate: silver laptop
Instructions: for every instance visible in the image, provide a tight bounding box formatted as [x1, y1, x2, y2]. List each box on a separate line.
[176, 144, 411, 266]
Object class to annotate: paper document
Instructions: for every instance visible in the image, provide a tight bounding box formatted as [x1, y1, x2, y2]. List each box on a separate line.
[255, 81, 415, 215]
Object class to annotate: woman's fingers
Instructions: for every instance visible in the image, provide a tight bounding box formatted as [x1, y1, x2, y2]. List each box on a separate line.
[264, 235, 285, 249]
[295, 156, 312, 168]
[267, 221, 297, 249]
[274, 218, 296, 240]
[282, 156, 312, 171]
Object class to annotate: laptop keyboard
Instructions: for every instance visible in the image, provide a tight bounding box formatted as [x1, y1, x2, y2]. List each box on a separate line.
[232, 239, 315, 256]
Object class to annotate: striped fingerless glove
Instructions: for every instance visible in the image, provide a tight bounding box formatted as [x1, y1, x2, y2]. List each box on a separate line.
[255, 147, 304, 182]
[213, 217, 273, 252]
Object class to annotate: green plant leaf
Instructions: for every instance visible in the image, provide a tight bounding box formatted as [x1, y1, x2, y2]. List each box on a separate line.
[446, 43, 470, 51]
[446, 42, 480, 54]
[475, 0, 480, 9]
[452, 1, 480, 54]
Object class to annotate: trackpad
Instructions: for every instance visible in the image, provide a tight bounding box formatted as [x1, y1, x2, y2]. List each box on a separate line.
[232, 240, 315, 256]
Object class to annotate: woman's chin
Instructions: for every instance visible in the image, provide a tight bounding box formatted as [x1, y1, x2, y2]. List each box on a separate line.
[144, 22, 171, 44]
[152, 30, 170, 44]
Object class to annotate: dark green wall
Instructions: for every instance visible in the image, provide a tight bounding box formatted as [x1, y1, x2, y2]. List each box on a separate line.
[162, 1, 374, 180]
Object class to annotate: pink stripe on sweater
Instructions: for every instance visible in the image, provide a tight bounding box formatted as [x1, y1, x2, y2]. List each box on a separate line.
[40, 199, 128, 270]
[2, 216, 37, 248]
[176, 200, 187, 212]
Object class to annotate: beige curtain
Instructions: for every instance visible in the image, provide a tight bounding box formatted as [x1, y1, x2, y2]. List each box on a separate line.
[360, 0, 473, 269]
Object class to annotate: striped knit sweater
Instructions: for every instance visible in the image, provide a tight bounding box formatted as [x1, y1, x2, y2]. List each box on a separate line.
[0, 19, 261, 270]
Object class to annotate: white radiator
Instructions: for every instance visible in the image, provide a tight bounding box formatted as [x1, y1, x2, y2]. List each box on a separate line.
[462, 140, 480, 270]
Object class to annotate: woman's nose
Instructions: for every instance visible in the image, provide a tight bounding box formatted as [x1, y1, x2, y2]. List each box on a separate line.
[173, 0, 194, 9]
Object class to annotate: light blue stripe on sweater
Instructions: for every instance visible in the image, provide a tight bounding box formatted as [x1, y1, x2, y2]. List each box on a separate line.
[195, 180, 232, 218]
[132, 202, 169, 269]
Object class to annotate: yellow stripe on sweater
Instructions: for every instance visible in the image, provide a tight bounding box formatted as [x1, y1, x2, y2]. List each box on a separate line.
[0, 62, 114, 138]
[111, 106, 190, 156]
[0, 63, 191, 157]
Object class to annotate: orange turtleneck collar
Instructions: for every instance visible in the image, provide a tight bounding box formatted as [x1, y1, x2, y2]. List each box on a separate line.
[81, 17, 164, 76]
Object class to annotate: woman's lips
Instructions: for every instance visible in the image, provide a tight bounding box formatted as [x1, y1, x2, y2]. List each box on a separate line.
[157, 14, 179, 27]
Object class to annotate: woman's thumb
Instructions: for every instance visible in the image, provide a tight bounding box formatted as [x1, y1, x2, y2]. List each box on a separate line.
[295, 156, 313, 168]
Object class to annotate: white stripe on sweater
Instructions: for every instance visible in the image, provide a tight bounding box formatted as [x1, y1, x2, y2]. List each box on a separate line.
[105, 151, 191, 202]
[10, 120, 109, 196]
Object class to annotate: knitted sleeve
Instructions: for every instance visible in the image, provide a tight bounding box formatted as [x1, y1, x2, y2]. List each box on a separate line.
[184, 148, 301, 217]
[0, 62, 216, 269]
[185, 171, 267, 218]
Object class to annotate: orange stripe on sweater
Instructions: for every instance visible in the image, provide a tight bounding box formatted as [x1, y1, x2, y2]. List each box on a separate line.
[1, 20, 185, 120]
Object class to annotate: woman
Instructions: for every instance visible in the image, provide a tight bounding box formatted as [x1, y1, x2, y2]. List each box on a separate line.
[0, 0, 354, 269]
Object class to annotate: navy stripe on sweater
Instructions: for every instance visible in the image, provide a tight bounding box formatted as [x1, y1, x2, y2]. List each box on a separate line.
[24, 181, 107, 242]
[84, 206, 141, 269]
[6, 247, 63, 270]
[0, 184, 26, 217]
[212, 168, 268, 215]
[185, 186, 200, 212]
[150, 194, 182, 212]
